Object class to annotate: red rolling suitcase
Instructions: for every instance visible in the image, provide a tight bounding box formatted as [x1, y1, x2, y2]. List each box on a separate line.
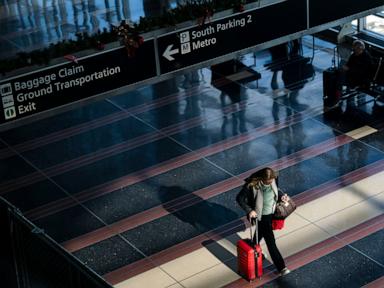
[237, 221, 262, 281]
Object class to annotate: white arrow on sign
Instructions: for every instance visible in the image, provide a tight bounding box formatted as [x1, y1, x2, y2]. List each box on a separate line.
[162, 44, 179, 61]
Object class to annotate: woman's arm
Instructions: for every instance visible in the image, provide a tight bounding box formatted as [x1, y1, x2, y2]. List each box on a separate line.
[236, 185, 253, 214]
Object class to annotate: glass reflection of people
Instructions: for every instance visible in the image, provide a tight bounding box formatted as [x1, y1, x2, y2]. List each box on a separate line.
[269, 43, 288, 90]
[272, 54, 311, 159]
[342, 40, 373, 90]
[282, 57, 313, 91]
[219, 83, 247, 137]
[236, 167, 291, 276]
[281, 54, 313, 110]
[211, 60, 247, 137]
[269, 39, 303, 91]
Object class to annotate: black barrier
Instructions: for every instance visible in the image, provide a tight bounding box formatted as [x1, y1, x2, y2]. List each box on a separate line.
[158, 0, 307, 74]
[0, 197, 112, 288]
[309, 0, 384, 28]
[1, 198, 18, 287]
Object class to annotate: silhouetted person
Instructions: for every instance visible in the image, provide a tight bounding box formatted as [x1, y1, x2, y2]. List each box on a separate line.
[269, 39, 304, 90]
[269, 43, 289, 90]
[343, 40, 373, 89]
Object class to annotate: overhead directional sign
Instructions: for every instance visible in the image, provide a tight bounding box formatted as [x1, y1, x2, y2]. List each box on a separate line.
[158, 0, 307, 74]
[0, 40, 156, 125]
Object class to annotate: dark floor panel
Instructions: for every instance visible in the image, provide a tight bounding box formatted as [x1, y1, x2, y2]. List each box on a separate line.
[136, 100, 206, 130]
[279, 141, 384, 195]
[350, 229, 384, 266]
[0, 100, 119, 145]
[135, 87, 220, 130]
[73, 236, 144, 276]
[34, 205, 106, 243]
[360, 129, 384, 154]
[318, 95, 384, 134]
[3, 180, 68, 212]
[206, 118, 338, 175]
[264, 246, 384, 288]
[22, 116, 155, 169]
[0, 153, 36, 181]
[108, 77, 187, 109]
[51, 138, 189, 194]
[371, 103, 384, 129]
[84, 159, 232, 224]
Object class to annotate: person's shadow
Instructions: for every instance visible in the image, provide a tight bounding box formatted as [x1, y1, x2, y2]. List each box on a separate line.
[159, 185, 246, 273]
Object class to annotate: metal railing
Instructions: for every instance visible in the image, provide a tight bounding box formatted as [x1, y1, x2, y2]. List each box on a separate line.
[0, 197, 113, 288]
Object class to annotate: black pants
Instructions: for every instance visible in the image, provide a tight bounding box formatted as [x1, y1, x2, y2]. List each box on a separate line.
[253, 214, 286, 272]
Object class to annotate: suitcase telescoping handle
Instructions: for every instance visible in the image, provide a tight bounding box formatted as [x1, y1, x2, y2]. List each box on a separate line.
[249, 217, 258, 245]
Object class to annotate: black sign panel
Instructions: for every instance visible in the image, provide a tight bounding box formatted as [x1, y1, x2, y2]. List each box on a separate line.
[309, 0, 384, 28]
[158, 0, 307, 74]
[0, 40, 156, 125]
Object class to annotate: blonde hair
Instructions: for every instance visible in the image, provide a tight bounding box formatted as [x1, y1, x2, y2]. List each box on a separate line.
[245, 167, 277, 188]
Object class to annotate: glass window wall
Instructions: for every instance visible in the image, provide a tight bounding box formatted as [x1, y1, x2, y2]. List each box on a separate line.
[365, 13, 384, 35]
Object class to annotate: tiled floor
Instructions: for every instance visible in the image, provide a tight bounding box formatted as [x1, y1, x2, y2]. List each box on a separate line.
[1, 26, 384, 288]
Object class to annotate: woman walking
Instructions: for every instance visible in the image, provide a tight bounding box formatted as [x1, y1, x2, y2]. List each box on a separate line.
[236, 167, 291, 276]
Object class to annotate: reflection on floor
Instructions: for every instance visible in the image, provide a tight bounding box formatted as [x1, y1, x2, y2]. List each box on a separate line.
[1, 36, 384, 288]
